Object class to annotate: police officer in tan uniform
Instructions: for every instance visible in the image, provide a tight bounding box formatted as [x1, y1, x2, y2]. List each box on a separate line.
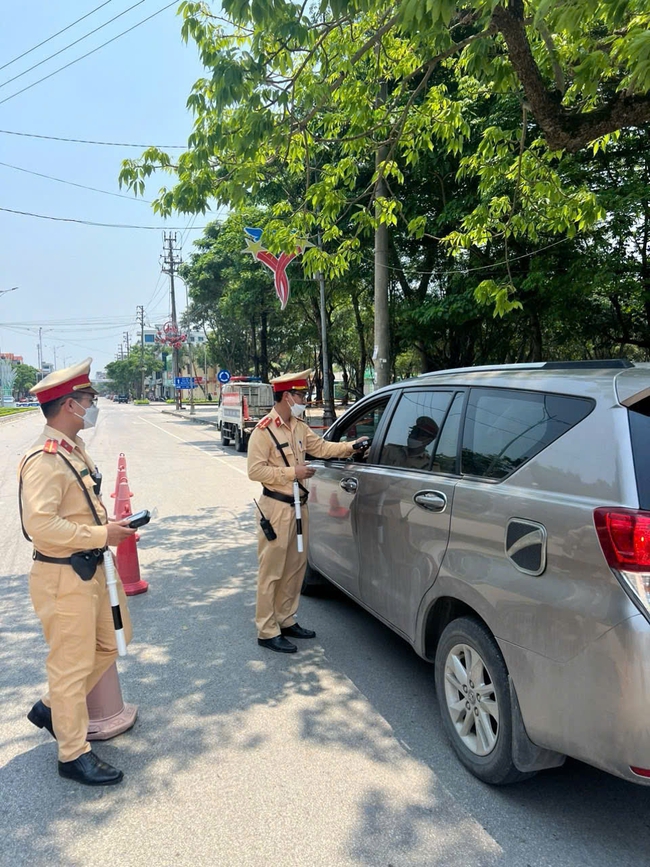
[19, 359, 136, 785]
[247, 370, 368, 653]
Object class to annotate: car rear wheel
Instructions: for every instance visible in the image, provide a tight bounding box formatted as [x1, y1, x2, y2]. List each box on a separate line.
[434, 616, 534, 785]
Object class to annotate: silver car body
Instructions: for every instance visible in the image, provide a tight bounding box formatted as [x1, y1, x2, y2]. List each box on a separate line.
[306, 363, 650, 785]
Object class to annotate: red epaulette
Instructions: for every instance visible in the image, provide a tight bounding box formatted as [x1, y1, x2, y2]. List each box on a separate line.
[43, 439, 59, 454]
[257, 416, 272, 430]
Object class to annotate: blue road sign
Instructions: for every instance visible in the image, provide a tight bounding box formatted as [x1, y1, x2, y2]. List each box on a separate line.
[217, 370, 231, 384]
[174, 377, 195, 389]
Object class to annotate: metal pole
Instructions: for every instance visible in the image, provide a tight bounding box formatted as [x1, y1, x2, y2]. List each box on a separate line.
[188, 339, 195, 415]
[316, 230, 335, 429]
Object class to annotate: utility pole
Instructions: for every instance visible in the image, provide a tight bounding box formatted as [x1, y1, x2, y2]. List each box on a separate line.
[161, 232, 182, 409]
[123, 331, 131, 356]
[117, 344, 124, 361]
[136, 305, 145, 399]
[316, 230, 335, 428]
[373, 75, 390, 390]
[38, 327, 44, 380]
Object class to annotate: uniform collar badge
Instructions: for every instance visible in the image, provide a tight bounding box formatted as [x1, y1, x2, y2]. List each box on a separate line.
[59, 439, 74, 454]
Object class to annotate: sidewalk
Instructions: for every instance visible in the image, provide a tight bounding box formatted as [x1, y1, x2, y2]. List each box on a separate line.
[160, 404, 333, 431]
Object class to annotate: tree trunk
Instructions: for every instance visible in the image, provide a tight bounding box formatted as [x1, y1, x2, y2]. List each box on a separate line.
[260, 308, 269, 382]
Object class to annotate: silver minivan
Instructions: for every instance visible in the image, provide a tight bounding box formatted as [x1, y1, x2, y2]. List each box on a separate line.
[304, 360, 650, 786]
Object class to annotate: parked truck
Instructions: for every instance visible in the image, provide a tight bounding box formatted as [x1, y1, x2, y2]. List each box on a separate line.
[217, 377, 274, 452]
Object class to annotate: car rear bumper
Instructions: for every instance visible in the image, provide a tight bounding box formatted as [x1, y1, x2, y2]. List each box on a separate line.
[502, 613, 650, 784]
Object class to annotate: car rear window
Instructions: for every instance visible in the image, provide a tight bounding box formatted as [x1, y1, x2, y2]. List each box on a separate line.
[628, 397, 650, 510]
[462, 388, 594, 480]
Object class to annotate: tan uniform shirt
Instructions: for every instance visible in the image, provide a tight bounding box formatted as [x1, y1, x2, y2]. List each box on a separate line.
[19, 425, 109, 557]
[247, 408, 354, 495]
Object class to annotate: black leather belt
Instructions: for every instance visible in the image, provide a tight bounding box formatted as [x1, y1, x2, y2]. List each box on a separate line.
[262, 487, 308, 506]
[33, 548, 107, 565]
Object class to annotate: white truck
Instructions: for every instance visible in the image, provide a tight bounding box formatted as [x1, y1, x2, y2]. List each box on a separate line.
[217, 377, 274, 452]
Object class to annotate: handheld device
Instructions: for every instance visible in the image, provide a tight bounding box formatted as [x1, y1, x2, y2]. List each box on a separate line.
[254, 499, 277, 541]
[128, 509, 151, 529]
[352, 438, 371, 451]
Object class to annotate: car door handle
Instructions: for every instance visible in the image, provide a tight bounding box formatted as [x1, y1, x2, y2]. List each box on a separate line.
[414, 490, 447, 512]
[340, 477, 358, 494]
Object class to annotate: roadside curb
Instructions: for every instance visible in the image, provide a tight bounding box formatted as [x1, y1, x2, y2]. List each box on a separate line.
[0, 410, 39, 426]
[160, 409, 220, 428]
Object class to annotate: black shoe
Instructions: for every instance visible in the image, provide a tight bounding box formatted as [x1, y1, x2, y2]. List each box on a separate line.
[257, 635, 297, 653]
[58, 751, 124, 786]
[281, 623, 316, 639]
[27, 700, 56, 739]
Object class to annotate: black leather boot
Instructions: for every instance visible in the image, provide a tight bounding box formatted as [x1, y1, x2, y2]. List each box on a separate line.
[27, 700, 56, 739]
[58, 751, 124, 786]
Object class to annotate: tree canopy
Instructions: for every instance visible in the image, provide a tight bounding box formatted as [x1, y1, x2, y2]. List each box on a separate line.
[120, 1, 650, 380]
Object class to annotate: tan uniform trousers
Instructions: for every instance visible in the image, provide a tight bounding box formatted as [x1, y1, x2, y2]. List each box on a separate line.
[256, 494, 309, 639]
[29, 556, 132, 762]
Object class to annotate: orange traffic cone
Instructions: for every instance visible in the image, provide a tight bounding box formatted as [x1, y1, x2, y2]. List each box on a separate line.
[87, 662, 137, 741]
[114, 478, 149, 596]
[110, 453, 132, 503]
[328, 492, 349, 519]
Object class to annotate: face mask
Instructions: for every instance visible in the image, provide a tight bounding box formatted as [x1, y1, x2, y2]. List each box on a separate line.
[407, 435, 426, 453]
[73, 400, 99, 429]
[290, 401, 306, 419]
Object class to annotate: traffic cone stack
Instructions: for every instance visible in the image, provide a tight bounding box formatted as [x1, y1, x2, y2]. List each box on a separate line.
[113, 477, 149, 595]
[110, 452, 131, 502]
[87, 662, 137, 741]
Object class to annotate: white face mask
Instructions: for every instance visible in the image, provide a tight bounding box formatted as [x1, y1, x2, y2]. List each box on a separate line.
[73, 400, 99, 429]
[288, 395, 306, 418]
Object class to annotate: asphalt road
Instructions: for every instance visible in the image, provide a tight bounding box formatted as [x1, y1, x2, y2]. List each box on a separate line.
[1, 401, 649, 867]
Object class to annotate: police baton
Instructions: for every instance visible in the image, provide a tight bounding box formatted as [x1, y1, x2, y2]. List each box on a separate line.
[293, 480, 304, 553]
[103, 550, 127, 657]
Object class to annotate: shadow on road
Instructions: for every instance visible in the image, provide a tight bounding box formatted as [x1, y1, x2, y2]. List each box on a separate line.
[1, 503, 649, 866]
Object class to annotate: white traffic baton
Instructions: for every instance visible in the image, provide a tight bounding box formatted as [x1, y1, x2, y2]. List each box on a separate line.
[103, 549, 127, 657]
[293, 480, 304, 553]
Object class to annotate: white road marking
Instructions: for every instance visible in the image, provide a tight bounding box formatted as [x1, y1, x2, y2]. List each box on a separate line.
[139, 416, 249, 477]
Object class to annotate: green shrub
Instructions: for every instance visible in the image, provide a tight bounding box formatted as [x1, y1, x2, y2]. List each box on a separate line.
[0, 407, 38, 417]
[133, 399, 150, 405]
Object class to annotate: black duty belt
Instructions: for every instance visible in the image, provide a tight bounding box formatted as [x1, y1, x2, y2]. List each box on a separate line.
[33, 547, 107, 565]
[262, 487, 308, 507]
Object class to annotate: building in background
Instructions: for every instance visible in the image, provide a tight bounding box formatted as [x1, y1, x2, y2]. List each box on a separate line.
[139, 326, 216, 401]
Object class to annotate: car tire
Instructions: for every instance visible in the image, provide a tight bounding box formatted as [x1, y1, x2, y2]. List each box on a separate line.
[301, 563, 330, 596]
[221, 426, 230, 446]
[434, 616, 535, 785]
[235, 428, 246, 452]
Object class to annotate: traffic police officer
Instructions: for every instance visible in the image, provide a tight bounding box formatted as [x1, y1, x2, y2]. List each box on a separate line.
[247, 370, 367, 653]
[19, 358, 136, 785]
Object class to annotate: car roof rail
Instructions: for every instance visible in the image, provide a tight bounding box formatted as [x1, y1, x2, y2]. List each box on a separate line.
[542, 359, 634, 370]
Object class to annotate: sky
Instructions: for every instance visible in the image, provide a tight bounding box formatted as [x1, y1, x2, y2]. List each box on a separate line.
[0, 0, 224, 372]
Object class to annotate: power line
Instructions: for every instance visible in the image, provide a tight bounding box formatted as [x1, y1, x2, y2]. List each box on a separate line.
[0, 1, 178, 108]
[0, 0, 147, 92]
[0, 128, 185, 148]
[0, 160, 152, 202]
[0, 205, 211, 230]
[0, 1, 115, 73]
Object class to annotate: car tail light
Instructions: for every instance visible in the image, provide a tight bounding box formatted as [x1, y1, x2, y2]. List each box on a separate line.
[631, 766, 650, 778]
[594, 508, 650, 620]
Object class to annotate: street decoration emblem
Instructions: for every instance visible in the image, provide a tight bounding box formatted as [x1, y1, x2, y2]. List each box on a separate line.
[155, 321, 187, 350]
[243, 227, 313, 310]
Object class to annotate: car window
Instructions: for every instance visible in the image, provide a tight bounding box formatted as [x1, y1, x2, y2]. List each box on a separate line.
[378, 390, 453, 471]
[336, 398, 390, 445]
[462, 388, 594, 480]
[433, 391, 465, 474]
